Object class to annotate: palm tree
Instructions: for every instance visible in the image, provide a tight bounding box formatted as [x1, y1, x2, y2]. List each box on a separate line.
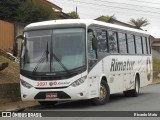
[95, 15, 116, 23]
[129, 17, 149, 29]
[100, 15, 116, 23]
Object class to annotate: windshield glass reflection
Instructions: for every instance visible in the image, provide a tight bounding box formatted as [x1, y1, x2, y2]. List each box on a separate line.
[21, 28, 85, 73]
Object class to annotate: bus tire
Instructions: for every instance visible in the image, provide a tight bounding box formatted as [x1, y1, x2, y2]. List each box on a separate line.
[123, 75, 140, 97]
[91, 80, 110, 105]
[38, 101, 57, 106]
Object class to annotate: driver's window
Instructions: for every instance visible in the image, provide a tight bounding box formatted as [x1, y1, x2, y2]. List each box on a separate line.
[88, 29, 97, 70]
[88, 29, 97, 60]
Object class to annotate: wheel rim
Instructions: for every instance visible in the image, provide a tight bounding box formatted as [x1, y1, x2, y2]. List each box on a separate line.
[98, 84, 107, 101]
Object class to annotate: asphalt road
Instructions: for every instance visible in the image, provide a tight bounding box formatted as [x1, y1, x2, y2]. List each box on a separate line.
[1, 84, 160, 120]
[26, 83, 160, 111]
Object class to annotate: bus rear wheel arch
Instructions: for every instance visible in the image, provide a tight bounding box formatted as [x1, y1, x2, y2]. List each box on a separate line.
[91, 79, 110, 105]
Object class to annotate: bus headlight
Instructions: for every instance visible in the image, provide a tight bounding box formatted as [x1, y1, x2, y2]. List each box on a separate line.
[71, 76, 87, 87]
[21, 79, 33, 89]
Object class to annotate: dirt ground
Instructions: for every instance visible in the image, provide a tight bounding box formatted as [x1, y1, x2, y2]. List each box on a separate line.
[0, 100, 38, 111]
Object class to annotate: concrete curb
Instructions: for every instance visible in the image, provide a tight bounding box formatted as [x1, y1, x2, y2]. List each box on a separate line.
[150, 81, 160, 85]
[4, 104, 40, 112]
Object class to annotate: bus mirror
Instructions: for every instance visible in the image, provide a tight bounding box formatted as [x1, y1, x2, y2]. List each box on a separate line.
[13, 42, 18, 57]
[13, 35, 24, 57]
[92, 37, 98, 50]
[16, 35, 24, 40]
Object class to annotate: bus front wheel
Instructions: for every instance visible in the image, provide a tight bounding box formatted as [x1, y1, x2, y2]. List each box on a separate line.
[91, 80, 110, 105]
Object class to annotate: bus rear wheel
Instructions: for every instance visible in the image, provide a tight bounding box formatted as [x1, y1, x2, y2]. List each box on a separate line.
[38, 101, 57, 106]
[91, 80, 110, 105]
[123, 75, 140, 97]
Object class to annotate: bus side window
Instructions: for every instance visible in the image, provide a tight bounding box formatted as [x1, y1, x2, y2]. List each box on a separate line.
[108, 31, 118, 53]
[147, 37, 151, 54]
[127, 34, 135, 54]
[96, 29, 108, 53]
[142, 37, 147, 54]
[135, 36, 142, 54]
[145, 37, 149, 54]
[118, 32, 127, 54]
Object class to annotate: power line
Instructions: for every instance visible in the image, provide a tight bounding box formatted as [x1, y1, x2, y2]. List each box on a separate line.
[50, 0, 160, 18]
[92, 0, 160, 10]
[52, 0, 160, 14]
[68, 0, 160, 15]
[77, 2, 160, 19]
[129, 0, 160, 5]
[78, 10, 160, 19]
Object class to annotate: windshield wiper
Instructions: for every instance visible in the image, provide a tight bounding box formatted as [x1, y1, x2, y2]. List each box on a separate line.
[32, 42, 49, 73]
[32, 41, 70, 74]
[51, 52, 71, 75]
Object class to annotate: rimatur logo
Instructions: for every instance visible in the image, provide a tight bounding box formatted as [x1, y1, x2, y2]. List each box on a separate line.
[2, 112, 11, 117]
[49, 82, 53, 86]
[49, 81, 57, 86]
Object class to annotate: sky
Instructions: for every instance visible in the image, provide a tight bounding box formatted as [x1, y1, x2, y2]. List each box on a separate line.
[49, 0, 160, 38]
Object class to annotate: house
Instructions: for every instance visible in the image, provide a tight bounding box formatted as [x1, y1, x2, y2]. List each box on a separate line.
[150, 36, 160, 43]
[15, 0, 72, 37]
[31, 0, 62, 11]
[95, 16, 136, 28]
[43, 0, 72, 19]
[31, 0, 72, 19]
[54, 12, 73, 19]
[151, 36, 160, 53]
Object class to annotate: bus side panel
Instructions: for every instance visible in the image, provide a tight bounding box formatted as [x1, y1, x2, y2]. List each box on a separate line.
[102, 55, 152, 94]
[87, 61, 102, 99]
[103, 55, 129, 94]
[139, 56, 152, 87]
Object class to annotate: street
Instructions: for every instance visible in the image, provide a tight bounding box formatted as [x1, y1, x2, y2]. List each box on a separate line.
[26, 83, 160, 111]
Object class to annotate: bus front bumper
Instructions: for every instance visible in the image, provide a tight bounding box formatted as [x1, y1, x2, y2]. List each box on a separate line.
[21, 84, 89, 101]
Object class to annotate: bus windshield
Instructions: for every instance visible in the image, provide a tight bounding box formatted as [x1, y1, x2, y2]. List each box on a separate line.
[21, 28, 86, 73]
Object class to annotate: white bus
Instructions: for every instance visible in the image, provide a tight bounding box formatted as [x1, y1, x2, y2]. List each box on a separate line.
[13, 19, 152, 106]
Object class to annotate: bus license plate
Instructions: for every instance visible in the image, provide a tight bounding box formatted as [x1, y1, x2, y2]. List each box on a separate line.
[46, 93, 57, 99]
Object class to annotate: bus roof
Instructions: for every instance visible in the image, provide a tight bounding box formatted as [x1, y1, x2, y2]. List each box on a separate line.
[25, 19, 149, 35]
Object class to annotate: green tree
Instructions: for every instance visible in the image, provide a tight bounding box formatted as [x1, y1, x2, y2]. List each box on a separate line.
[129, 17, 149, 29]
[16, 0, 55, 24]
[67, 11, 80, 19]
[0, 0, 24, 22]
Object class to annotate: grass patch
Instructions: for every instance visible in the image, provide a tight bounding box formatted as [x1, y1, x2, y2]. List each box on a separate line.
[153, 57, 160, 72]
[0, 55, 20, 83]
